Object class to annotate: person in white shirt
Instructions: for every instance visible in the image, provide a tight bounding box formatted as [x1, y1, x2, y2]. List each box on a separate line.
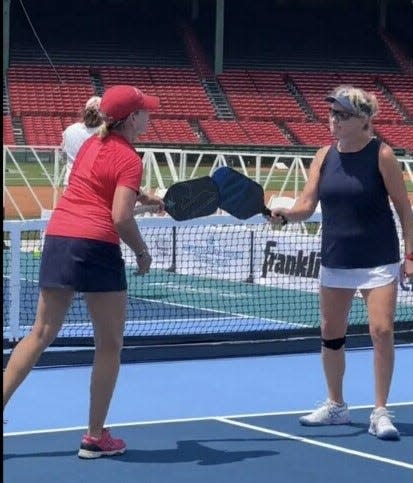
[61, 96, 102, 187]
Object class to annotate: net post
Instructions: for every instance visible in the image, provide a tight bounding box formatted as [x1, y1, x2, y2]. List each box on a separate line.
[9, 224, 22, 342]
[166, 226, 177, 273]
[244, 229, 254, 283]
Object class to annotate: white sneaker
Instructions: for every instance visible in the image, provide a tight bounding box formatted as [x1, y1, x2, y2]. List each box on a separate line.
[369, 407, 400, 440]
[299, 399, 350, 426]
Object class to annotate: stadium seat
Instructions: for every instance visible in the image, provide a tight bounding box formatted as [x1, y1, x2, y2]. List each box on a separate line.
[3, 116, 16, 144]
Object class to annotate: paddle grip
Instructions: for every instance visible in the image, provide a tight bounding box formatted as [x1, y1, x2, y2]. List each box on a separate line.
[262, 207, 288, 226]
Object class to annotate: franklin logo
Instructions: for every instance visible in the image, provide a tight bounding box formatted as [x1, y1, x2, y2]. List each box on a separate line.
[261, 241, 321, 279]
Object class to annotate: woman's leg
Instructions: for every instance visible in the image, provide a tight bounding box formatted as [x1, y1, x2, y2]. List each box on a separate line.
[360, 280, 399, 439]
[84, 291, 127, 438]
[3, 288, 74, 408]
[320, 286, 355, 404]
[360, 281, 397, 408]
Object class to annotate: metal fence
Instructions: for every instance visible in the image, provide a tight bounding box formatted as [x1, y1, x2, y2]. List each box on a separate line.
[3, 144, 413, 220]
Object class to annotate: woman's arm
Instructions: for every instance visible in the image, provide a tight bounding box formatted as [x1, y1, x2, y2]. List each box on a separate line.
[379, 144, 413, 258]
[379, 144, 413, 276]
[270, 145, 329, 223]
[112, 186, 148, 255]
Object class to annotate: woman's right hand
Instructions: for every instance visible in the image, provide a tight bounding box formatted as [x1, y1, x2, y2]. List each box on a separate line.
[135, 250, 152, 275]
[269, 208, 289, 225]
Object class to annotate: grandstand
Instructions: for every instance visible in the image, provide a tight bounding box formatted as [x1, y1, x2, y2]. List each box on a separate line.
[2, 0, 413, 152]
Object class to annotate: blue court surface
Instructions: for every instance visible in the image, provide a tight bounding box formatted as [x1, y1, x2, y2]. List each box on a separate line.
[3, 345, 413, 483]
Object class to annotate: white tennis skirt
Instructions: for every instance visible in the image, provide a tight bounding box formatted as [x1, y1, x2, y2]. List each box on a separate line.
[320, 262, 400, 289]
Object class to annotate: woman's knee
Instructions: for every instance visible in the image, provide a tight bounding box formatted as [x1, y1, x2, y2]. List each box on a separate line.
[30, 323, 58, 349]
[321, 319, 347, 339]
[94, 334, 124, 354]
[369, 323, 393, 343]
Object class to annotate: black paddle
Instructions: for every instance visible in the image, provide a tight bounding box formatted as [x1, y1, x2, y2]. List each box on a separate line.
[134, 176, 220, 221]
[211, 166, 287, 224]
[136, 168, 287, 224]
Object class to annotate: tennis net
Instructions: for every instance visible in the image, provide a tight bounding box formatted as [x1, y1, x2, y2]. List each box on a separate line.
[3, 214, 413, 361]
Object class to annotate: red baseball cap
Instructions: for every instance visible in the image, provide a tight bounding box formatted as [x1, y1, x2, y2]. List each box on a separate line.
[100, 85, 160, 122]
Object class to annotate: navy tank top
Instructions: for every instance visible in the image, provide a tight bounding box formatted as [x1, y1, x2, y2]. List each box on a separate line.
[318, 138, 399, 268]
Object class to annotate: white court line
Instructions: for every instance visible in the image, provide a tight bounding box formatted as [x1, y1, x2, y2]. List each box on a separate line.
[215, 417, 413, 470]
[3, 275, 311, 328]
[127, 294, 301, 326]
[4, 401, 412, 437]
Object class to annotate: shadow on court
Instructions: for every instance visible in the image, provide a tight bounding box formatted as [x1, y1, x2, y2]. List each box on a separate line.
[4, 438, 280, 466]
[4, 410, 413, 483]
[118, 439, 280, 465]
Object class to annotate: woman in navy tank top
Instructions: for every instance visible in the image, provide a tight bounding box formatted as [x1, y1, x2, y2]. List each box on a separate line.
[270, 85, 413, 440]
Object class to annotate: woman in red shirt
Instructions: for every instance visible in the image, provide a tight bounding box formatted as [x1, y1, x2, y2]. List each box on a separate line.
[3, 85, 163, 458]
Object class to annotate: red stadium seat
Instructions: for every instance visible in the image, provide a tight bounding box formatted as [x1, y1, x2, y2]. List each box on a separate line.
[6, 62, 412, 149]
[3, 115, 16, 144]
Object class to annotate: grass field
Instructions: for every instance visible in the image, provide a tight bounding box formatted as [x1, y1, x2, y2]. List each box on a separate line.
[5, 162, 60, 186]
[4, 162, 310, 191]
[5, 161, 413, 195]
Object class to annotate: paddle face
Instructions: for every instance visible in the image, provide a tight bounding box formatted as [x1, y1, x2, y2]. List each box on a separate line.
[163, 176, 220, 221]
[212, 167, 271, 219]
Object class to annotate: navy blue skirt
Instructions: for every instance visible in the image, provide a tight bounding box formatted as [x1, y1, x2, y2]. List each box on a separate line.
[39, 235, 127, 292]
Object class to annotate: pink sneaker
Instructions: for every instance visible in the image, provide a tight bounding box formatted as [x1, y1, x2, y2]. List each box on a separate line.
[78, 428, 126, 459]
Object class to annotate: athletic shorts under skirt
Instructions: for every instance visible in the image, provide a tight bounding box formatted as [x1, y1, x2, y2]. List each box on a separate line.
[39, 235, 127, 292]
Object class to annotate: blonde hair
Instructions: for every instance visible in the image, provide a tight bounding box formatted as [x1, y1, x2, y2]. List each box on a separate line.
[330, 85, 379, 118]
[96, 119, 127, 139]
[97, 123, 110, 139]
